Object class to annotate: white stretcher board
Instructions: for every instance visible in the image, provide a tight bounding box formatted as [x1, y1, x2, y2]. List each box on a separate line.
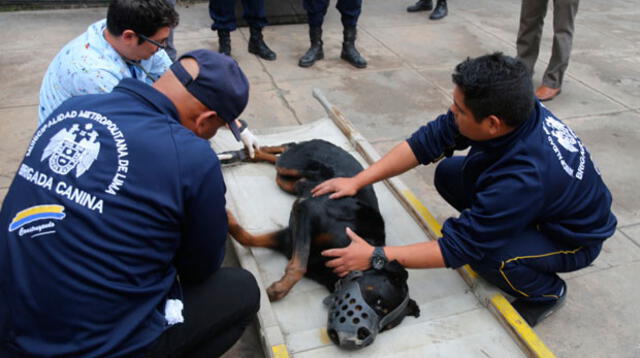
[211, 116, 540, 358]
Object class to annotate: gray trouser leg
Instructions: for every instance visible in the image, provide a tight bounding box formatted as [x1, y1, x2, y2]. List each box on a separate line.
[543, 0, 579, 88]
[516, 0, 549, 75]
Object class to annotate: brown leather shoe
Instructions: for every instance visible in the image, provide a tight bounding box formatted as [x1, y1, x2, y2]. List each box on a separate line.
[536, 85, 561, 101]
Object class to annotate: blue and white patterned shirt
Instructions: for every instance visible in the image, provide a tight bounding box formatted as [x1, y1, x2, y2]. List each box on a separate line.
[38, 19, 172, 124]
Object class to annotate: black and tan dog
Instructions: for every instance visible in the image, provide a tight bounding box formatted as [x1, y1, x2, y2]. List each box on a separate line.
[226, 139, 419, 348]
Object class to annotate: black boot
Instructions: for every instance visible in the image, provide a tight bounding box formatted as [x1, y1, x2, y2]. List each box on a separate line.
[341, 27, 367, 69]
[429, 0, 448, 20]
[248, 27, 276, 61]
[217, 30, 231, 56]
[406, 0, 433, 12]
[298, 27, 324, 68]
[512, 283, 567, 327]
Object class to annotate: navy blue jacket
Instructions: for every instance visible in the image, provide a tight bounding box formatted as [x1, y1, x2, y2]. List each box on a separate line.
[0, 79, 228, 356]
[407, 101, 617, 269]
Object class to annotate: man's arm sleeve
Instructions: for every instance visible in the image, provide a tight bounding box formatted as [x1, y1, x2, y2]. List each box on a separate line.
[406, 111, 469, 165]
[148, 51, 172, 82]
[69, 67, 121, 95]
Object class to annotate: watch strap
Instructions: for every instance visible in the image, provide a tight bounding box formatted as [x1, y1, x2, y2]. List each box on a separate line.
[371, 246, 388, 269]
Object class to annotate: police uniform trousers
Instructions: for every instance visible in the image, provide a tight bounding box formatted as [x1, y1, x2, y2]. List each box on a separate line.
[304, 0, 362, 28]
[434, 156, 601, 302]
[209, 0, 268, 31]
[516, 0, 580, 89]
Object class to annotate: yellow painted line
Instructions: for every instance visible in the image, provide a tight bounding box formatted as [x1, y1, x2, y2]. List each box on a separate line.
[271, 344, 290, 358]
[490, 294, 556, 357]
[402, 188, 479, 281]
[319, 328, 331, 344]
[400, 189, 442, 237]
[462, 264, 479, 280]
[400, 187, 554, 357]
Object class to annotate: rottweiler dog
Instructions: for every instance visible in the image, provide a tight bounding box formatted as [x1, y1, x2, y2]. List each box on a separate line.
[226, 139, 419, 346]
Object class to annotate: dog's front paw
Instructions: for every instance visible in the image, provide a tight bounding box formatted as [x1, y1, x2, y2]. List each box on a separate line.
[267, 281, 290, 301]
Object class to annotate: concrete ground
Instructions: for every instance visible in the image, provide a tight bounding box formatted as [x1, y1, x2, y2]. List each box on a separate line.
[1, 0, 639, 357]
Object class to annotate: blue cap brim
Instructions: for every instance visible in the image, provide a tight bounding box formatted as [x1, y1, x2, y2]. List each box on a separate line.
[228, 120, 242, 142]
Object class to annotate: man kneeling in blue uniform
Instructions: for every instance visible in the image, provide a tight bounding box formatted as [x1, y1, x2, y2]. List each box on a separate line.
[312, 53, 617, 327]
[1, 50, 259, 356]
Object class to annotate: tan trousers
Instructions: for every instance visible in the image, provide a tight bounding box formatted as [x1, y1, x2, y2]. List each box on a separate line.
[516, 0, 580, 89]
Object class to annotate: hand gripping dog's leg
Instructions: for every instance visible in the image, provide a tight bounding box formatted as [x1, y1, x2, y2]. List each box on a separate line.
[267, 198, 312, 301]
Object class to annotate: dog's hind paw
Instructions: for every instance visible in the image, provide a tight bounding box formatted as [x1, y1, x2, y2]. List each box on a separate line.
[267, 281, 291, 302]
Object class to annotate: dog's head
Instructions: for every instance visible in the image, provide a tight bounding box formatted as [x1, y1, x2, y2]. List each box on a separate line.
[324, 261, 420, 350]
[275, 140, 365, 193]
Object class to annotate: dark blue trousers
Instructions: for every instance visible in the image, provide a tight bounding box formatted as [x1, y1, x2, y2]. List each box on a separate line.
[434, 156, 602, 302]
[303, 0, 362, 28]
[209, 0, 268, 31]
[146, 268, 260, 357]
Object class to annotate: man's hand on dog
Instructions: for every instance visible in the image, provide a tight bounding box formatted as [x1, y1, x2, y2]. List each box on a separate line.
[311, 177, 359, 199]
[322, 227, 374, 277]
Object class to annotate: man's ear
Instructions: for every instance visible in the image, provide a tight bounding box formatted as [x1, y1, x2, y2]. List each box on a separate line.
[485, 115, 506, 136]
[121, 29, 137, 43]
[193, 110, 219, 137]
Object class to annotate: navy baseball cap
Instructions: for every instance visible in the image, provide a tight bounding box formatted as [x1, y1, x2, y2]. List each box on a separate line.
[170, 49, 249, 141]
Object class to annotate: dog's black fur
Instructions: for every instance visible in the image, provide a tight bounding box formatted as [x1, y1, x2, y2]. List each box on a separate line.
[227, 139, 419, 340]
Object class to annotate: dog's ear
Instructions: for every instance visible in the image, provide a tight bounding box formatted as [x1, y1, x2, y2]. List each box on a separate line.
[384, 260, 403, 273]
[405, 298, 420, 318]
[384, 260, 408, 283]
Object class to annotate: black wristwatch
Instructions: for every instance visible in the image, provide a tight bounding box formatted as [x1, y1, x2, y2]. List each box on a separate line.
[370, 246, 388, 270]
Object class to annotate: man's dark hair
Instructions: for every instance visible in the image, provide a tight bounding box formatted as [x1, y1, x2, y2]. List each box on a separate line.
[452, 52, 534, 127]
[107, 0, 179, 43]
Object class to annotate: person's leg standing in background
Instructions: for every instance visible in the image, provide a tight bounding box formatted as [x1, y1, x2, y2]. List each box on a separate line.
[209, 0, 275, 59]
[209, 0, 236, 56]
[538, 0, 579, 100]
[299, 0, 329, 67]
[516, 0, 548, 75]
[406, 0, 447, 20]
[517, 0, 579, 101]
[243, 0, 277, 60]
[429, 0, 447, 20]
[337, 0, 367, 68]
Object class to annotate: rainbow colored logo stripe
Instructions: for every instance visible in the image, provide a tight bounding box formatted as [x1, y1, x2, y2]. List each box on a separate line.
[8, 205, 66, 232]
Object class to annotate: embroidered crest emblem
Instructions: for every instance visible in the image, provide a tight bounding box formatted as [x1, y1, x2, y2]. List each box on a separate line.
[41, 123, 100, 177]
[542, 114, 587, 179]
[544, 116, 579, 153]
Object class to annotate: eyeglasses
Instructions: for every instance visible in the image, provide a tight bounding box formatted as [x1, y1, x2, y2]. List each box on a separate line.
[137, 33, 167, 50]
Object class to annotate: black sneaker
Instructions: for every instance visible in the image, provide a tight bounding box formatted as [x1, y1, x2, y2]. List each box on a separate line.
[512, 284, 567, 327]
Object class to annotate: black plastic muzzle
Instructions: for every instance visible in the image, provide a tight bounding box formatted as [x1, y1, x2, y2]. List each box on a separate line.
[324, 271, 410, 350]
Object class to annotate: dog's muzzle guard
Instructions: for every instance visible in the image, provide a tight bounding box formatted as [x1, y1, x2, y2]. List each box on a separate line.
[323, 271, 410, 350]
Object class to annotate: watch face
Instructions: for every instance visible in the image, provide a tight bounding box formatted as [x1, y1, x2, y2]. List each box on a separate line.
[372, 256, 385, 270]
